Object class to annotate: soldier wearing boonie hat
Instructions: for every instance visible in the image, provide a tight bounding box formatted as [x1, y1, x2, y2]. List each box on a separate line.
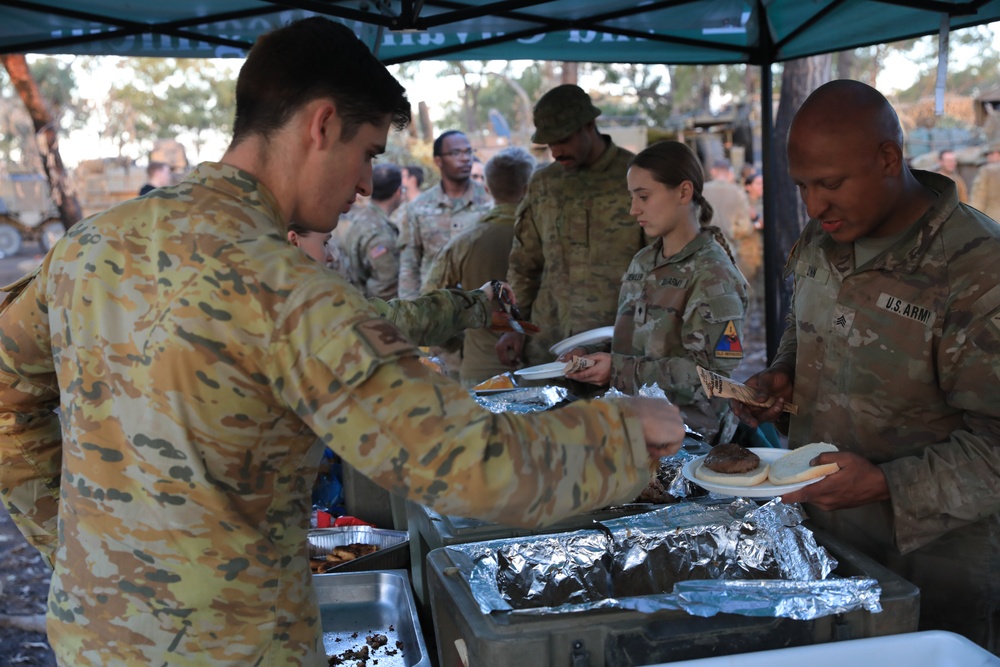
[531, 83, 603, 144]
[499, 84, 649, 376]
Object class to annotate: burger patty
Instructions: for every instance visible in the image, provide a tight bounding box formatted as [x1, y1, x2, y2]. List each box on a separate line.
[703, 443, 761, 474]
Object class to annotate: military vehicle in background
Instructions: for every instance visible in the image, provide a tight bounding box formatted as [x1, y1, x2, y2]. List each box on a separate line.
[0, 172, 66, 256]
[0, 139, 189, 257]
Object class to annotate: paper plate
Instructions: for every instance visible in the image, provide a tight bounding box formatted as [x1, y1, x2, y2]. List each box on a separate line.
[549, 326, 615, 357]
[513, 361, 568, 381]
[681, 448, 829, 499]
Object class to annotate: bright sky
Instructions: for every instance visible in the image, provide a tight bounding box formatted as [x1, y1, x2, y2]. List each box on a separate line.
[51, 21, 998, 168]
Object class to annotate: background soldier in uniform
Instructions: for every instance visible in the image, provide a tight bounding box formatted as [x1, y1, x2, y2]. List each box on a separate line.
[498, 84, 647, 369]
[397, 130, 492, 299]
[0, 18, 685, 667]
[732, 80, 1000, 654]
[423, 146, 537, 386]
[970, 140, 1000, 222]
[335, 163, 404, 299]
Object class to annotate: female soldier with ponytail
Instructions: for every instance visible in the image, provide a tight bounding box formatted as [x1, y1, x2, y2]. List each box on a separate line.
[563, 141, 748, 444]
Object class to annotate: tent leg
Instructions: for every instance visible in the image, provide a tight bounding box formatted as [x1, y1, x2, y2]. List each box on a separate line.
[760, 63, 782, 365]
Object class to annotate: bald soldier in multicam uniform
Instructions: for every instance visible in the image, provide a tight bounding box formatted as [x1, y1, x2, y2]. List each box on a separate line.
[397, 130, 492, 299]
[0, 18, 685, 667]
[498, 84, 647, 369]
[732, 80, 1000, 654]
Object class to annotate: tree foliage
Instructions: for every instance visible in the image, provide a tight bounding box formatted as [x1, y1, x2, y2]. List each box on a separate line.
[0, 57, 80, 170]
[89, 57, 236, 160]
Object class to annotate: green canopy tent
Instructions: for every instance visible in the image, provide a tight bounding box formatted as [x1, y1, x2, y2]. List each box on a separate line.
[2, 0, 999, 358]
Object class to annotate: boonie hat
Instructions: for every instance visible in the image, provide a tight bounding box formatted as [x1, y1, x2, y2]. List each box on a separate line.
[531, 84, 602, 145]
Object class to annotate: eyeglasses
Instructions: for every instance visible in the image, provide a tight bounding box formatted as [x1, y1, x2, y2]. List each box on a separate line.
[439, 148, 475, 159]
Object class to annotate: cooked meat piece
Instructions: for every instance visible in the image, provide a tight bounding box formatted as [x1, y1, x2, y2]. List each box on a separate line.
[366, 633, 388, 649]
[703, 443, 761, 474]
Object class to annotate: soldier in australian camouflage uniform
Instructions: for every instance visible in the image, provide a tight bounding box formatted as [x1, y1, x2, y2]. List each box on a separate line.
[564, 141, 748, 444]
[499, 84, 647, 369]
[732, 81, 1000, 654]
[335, 163, 404, 299]
[0, 18, 685, 667]
[397, 131, 492, 299]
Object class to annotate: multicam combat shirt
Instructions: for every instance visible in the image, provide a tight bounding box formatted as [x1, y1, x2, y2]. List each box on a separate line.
[397, 180, 492, 299]
[507, 138, 647, 366]
[773, 171, 1000, 645]
[611, 233, 748, 444]
[0, 162, 654, 666]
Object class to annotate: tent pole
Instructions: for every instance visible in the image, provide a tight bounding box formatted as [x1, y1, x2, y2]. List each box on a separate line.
[760, 61, 780, 365]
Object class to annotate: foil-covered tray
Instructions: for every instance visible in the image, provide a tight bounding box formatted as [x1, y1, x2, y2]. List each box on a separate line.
[472, 385, 569, 413]
[445, 500, 882, 621]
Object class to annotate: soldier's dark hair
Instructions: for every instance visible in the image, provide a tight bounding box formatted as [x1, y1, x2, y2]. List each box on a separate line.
[372, 164, 402, 201]
[484, 147, 536, 204]
[231, 18, 410, 147]
[404, 164, 424, 187]
[629, 140, 737, 267]
[433, 130, 465, 156]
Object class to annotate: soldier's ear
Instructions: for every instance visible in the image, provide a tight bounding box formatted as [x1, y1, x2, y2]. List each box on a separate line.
[677, 180, 695, 204]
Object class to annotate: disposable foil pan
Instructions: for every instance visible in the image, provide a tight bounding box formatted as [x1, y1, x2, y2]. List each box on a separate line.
[308, 526, 409, 573]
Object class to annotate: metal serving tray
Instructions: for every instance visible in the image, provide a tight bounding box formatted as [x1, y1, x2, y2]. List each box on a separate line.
[314, 569, 430, 667]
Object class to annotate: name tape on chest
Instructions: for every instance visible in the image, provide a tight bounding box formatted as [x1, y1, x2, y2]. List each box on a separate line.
[876, 292, 936, 327]
[659, 276, 690, 289]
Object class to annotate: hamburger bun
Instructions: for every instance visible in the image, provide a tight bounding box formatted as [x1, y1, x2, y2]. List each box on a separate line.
[768, 442, 840, 485]
[693, 459, 770, 487]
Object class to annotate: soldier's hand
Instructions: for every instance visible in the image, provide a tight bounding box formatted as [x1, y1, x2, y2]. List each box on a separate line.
[495, 332, 525, 368]
[626, 397, 685, 459]
[556, 346, 587, 363]
[480, 280, 516, 304]
[780, 451, 889, 510]
[564, 352, 610, 386]
[729, 363, 794, 428]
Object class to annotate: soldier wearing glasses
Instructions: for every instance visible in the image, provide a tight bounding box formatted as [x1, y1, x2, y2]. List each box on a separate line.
[398, 130, 492, 299]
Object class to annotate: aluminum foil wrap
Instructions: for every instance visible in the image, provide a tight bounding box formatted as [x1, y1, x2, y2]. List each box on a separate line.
[446, 499, 882, 621]
[473, 385, 568, 413]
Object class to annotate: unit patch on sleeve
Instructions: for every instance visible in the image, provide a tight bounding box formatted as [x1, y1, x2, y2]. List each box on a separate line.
[714, 321, 744, 359]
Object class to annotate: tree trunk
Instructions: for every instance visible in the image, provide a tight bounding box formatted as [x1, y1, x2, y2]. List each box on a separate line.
[836, 50, 856, 80]
[771, 55, 832, 319]
[418, 101, 433, 143]
[561, 62, 578, 85]
[1, 54, 82, 231]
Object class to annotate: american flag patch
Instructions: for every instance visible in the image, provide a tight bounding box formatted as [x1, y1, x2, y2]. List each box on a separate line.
[370, 244, 388, 259]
